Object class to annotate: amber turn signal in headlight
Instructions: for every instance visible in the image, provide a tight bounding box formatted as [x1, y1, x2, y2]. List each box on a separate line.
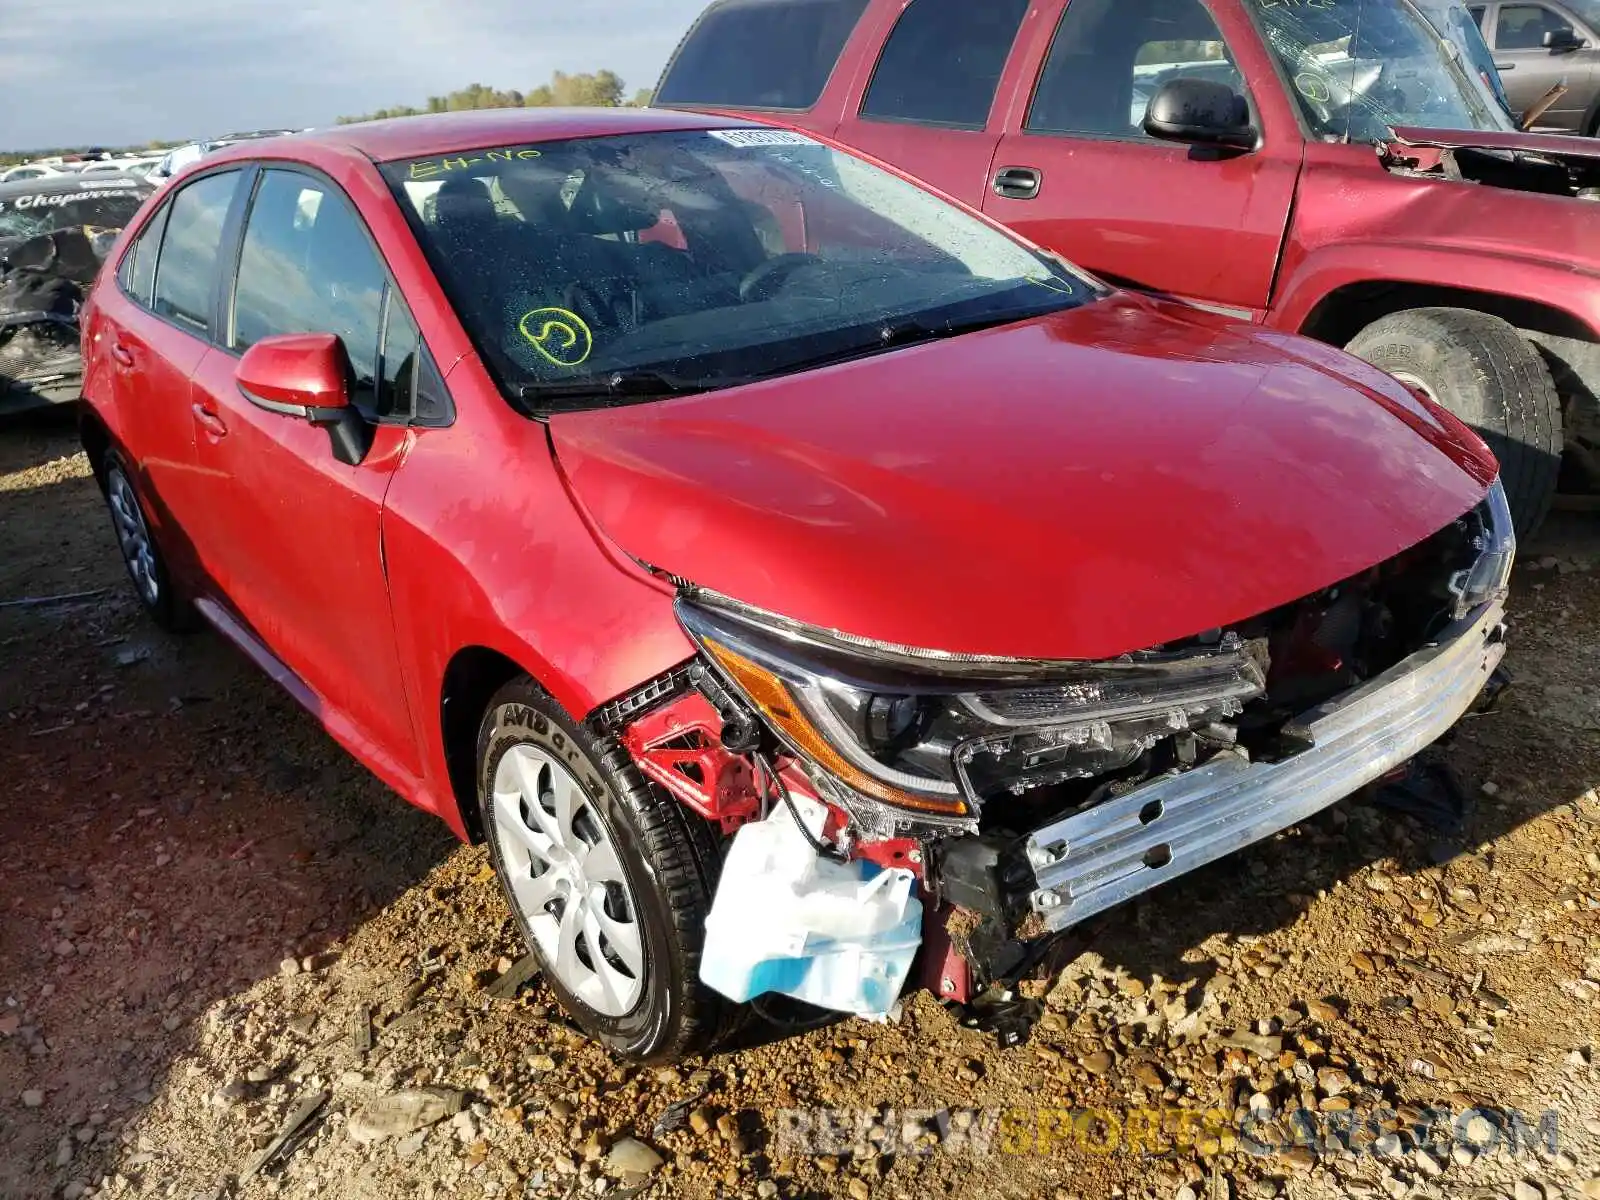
[699, 635, 973, 819]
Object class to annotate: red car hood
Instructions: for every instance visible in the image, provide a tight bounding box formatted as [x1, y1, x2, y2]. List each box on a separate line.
[550, 295, 1496, 661]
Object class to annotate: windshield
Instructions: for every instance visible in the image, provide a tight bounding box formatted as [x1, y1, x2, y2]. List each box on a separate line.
[0, 187, 148, 244]
[381, 130, 1098, 406]
[1247, 0, 1513, 141]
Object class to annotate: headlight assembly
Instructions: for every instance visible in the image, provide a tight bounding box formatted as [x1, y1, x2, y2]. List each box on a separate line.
[1449, 477, 1516, 620]
[676, 595, 1268, 827]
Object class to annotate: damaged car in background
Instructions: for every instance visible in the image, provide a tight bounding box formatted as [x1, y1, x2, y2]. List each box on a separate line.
[78, 110, 1513, 1062]
[0, 173, 151, 416]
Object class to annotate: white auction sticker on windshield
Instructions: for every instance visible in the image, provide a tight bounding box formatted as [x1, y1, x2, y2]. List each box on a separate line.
[707, 129, 818, 148]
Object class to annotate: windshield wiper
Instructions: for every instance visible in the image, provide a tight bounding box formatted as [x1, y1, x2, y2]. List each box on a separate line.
[518, 370, 715, 410]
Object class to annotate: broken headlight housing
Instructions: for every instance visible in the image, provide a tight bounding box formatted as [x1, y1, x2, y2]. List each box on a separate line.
[676, 595, 1267, 827]
[1448, 477, 1516, 620]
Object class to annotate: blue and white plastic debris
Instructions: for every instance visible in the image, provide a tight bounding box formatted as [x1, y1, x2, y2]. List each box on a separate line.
[699, 796, 922, 1018]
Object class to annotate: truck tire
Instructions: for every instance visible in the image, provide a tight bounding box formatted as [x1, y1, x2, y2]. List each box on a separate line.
[476, 677, 736, 1063]
[1346, 307, 1562, 537]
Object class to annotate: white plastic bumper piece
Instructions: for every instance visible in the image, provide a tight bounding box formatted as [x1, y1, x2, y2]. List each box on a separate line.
[1024, 598, 1508, 931]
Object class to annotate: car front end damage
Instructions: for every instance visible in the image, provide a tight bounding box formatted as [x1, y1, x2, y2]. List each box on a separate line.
[594, 481, 1514, 1030]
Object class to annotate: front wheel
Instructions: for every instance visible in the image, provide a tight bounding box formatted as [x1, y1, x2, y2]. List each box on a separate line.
[1346, 307, 1563, 538]
[476, 678, 734, 1062]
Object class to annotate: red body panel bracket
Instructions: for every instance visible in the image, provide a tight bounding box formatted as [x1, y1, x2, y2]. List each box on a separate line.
[621, 693, 762, 834]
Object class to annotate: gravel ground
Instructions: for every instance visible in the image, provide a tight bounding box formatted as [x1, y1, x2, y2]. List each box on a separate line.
[1, 413, 1598, 1200]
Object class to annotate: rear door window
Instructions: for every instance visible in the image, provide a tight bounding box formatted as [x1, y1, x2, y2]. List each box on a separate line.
[655, 0, 870, 110]
[151, 170, 240, 334]
[860, 0, 1031, 128]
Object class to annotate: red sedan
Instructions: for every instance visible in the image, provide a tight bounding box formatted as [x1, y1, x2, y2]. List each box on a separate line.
[78, 107, 1513, 1061]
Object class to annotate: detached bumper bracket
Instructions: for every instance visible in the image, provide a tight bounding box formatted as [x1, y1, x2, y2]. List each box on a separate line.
[1024, 599, 1508, 931]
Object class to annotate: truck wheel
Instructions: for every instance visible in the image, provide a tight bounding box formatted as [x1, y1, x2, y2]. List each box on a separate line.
[1346, 308, 1562, 537]
[476, 678, 735, 1063]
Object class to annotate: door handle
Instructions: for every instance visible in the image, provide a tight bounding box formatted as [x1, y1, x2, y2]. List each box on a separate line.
[111, 344, 135, 368]
[191, 402, 228, 438]
[1495, 61, 1515, 70]
[993, 166, 1043, 200]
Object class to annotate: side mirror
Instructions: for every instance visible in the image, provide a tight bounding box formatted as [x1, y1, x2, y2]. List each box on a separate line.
[236, 332, 372, 465]
[1143, 77, 1258, 151]
[1544, 25, 1584, 50]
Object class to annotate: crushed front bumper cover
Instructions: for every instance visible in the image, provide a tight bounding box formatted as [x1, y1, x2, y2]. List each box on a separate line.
[1024, 597, 1508, 931]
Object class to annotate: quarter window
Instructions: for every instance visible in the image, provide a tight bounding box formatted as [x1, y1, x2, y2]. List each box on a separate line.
[1027, 0, 1242, 138]
[119, 207, 167, 307]
[376, 291, 422, 421]
[231, 170, 386, 411]
[151, 171, 240, 333]
[861, 0, 1030, 128]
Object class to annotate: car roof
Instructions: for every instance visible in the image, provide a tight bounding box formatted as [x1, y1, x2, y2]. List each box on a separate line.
[0, 173, 151, 199]
[206, 106, 768, 167]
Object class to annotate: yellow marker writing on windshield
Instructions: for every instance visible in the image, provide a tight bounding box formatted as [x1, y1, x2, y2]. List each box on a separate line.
[518, 307, 593, 368]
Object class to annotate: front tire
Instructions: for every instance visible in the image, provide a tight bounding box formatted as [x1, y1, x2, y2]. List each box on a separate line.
[101, 449, 196, 633]
[476, 678, 733, 1062]
[1346, 307, 1563, 538]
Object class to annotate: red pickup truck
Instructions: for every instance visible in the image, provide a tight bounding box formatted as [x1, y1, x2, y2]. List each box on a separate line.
[657, 0, 1600, 535]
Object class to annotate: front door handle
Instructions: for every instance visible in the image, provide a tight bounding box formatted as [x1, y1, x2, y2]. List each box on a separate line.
[192, 402, 228, 438]
[993, 166, 1043, 200]
[111, 344, 135, 368]
[1495, 61, 1515, 70]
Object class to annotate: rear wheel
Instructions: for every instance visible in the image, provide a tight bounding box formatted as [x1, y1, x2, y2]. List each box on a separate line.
[101, 449, 196, 633]
[476, 678, 734, 1062]
[1346, 307, 1563, 538]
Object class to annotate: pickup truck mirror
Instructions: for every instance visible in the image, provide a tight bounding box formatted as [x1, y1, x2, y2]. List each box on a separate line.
[1143, 78, 1258, 152]
[1543, 26, 1584, 51]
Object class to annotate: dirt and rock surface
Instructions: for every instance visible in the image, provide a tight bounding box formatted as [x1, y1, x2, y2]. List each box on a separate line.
[1, 414, 1598, 1200]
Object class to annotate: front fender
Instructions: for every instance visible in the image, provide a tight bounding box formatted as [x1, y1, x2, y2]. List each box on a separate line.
[1269, 239, 1600, 339]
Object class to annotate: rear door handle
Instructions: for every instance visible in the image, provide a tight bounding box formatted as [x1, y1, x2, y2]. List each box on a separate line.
[111, 344, 135, 368]
[191, 402, 228, 438]
[993, 166, 1042, 200]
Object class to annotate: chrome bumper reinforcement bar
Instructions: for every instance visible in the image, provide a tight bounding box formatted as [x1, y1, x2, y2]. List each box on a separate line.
[1024, 599, 1508, 931]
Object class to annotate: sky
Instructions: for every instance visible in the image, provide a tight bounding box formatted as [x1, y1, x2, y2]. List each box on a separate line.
[0, 0, 709, 152]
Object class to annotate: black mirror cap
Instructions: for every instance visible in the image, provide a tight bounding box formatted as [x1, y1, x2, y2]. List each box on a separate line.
[1143, 77, 1258, 151]
[1544, 26, 1583, 49]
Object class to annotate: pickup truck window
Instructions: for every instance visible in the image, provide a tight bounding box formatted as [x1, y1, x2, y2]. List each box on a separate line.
[860, 0, 1030, 128]
[1027, 0, 1243, 138]
[1246, 0, 1512, 139]
[655, 0, 870, 111]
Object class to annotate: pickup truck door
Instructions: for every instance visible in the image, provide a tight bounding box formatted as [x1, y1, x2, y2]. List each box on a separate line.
[1485, 2, 1600, 132]
[829, 0, 1038, 206]
[981, 0, 1303, 317]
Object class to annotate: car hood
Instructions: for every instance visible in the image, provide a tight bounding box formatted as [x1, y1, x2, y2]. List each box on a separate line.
[549, 294, 1496, 661]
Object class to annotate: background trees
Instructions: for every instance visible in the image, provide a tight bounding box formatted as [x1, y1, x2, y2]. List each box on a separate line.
[336, 69, 648, 125]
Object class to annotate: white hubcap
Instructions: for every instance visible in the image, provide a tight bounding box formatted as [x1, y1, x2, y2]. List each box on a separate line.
[490, 745, 645, 1017]
[108, 468, 159, 607]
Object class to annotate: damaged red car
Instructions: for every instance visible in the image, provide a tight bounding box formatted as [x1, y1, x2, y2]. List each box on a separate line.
[78, 108, 1513, 1061]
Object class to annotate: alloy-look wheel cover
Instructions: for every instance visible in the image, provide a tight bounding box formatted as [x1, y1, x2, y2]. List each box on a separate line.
[490, 744, 646, 1017]
[107, 467, 159, 608]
